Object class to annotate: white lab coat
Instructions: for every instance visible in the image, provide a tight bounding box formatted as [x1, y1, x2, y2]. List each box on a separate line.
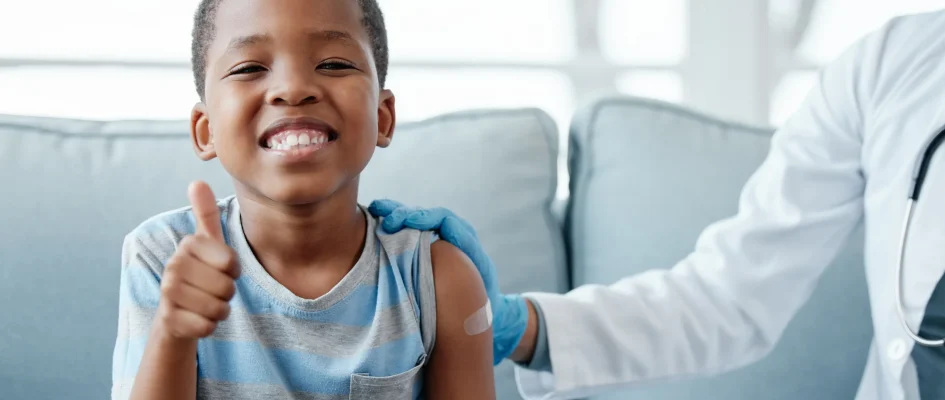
[515, 9, 945, 400]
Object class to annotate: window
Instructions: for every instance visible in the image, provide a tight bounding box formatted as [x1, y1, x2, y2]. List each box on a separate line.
[377, 0, 578, 128]
[6, 1, 945, 128]
[381, 0, 575, 63]
[616, 71, 684, 104]
[0, 1, 688, 122]
[599, 0, 687, 65]
[388, 68, 574, 128]
[0, 0, 585, 122]
[602, 1, 686, 108]
[0, 1, 195, 62]
[769, 0, 944, 125]
[0, 66, 197, 120]
[795, 0, 943, 65]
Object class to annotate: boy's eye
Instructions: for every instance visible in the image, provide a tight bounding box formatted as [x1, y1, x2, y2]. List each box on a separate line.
[231, 65, 266, 75]
[318, 61, 355, 70]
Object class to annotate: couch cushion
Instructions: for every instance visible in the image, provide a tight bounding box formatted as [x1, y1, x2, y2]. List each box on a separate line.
[0, 108, 565, 400]
[566, 96, 870, 400]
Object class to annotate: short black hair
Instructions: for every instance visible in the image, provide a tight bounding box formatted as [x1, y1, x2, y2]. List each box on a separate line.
[190, 0, 389, 100]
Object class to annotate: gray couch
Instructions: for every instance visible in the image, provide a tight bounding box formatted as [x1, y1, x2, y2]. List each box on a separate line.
[0, 96, 871, 400]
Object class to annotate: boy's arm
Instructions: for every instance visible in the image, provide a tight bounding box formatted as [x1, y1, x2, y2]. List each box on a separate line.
[425, 241, 496, 400]
[128, 328, 199, 400]
[113, 233, 198, 400]
[114, 237, 202, 400]
[112, 233, 163, 399]
[116, 182, 237, 400]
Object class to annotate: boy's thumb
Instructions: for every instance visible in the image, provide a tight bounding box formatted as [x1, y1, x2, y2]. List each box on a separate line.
[188, 180, 224, 241]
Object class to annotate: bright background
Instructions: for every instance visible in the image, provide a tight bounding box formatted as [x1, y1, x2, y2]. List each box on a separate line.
[2, 0, 942, 194]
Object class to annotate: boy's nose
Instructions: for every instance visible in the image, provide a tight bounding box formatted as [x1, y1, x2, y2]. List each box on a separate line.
[270, 93, 317, 106]
[266, 72, 322, 106]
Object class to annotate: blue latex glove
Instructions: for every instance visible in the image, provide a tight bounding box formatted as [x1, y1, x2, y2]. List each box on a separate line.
[368, 199, 529, 365]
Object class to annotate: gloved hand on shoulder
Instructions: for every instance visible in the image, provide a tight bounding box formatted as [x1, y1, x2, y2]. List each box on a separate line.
[368, 199, 529, 365]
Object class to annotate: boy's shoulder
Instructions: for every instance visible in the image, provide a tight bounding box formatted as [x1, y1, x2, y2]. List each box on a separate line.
[127, 195, 235, 241]
[122, 196, 236, 270]
[366, 208, 437, 274]
[370, 211, 434, 252]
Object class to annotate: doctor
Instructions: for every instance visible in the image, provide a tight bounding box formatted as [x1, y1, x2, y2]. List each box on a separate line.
[371, 9, 945, 400]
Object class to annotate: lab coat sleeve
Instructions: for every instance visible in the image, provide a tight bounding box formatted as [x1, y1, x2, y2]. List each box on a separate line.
[514, 24, 891, 400]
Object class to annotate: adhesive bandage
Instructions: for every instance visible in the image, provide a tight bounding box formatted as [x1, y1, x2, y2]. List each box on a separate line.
[463, 299, 493, 336]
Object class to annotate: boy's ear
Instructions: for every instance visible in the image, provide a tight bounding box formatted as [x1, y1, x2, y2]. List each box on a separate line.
[190, 102, 217, 161]
[376, 89, 396, 148]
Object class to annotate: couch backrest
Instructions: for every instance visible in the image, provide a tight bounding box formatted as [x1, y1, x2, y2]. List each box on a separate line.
[0, 109, 566, 400]
[566, 97, 872, 400]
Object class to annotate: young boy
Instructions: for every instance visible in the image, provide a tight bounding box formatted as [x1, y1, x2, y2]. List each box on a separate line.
[110, 0, 495, 399]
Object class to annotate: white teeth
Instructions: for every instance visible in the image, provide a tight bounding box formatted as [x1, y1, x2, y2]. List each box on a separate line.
[266, 133, 330, 151]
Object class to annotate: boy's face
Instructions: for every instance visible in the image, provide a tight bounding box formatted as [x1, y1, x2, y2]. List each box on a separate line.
[191, 0, 395, 205]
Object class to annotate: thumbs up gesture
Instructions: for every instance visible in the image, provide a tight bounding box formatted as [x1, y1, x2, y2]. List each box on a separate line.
[157, 181, 240, 339]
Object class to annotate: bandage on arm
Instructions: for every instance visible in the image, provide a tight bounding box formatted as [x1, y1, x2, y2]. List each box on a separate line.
[425, 241, 496, 399]
[464, 299, 493, 336]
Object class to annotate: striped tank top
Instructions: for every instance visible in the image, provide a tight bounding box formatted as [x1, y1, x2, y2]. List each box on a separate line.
[111, 196, 437, 399]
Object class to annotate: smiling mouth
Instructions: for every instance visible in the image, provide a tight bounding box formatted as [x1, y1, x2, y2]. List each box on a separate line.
[264, 129, 336, 151]
[259, 117, 339, 152]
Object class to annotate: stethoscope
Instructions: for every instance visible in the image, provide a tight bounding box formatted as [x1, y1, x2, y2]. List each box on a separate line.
[896, 127, 945, 347]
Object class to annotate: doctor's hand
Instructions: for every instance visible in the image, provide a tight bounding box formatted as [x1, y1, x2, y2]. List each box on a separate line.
[368, 199, 529, 365]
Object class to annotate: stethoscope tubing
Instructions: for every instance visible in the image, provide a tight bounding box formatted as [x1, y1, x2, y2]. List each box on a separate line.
[895, 200, 944, 347]
[896, 126, 945, 347]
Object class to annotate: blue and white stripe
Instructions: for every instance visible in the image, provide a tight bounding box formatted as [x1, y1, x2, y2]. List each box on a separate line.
[112, 196, 436, 399]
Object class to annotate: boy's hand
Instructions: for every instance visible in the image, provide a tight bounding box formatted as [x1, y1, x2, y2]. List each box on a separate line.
[156, 181, 239, 340]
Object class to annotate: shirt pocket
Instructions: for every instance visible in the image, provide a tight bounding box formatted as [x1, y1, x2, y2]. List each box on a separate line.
[348, 358, 426, 400]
